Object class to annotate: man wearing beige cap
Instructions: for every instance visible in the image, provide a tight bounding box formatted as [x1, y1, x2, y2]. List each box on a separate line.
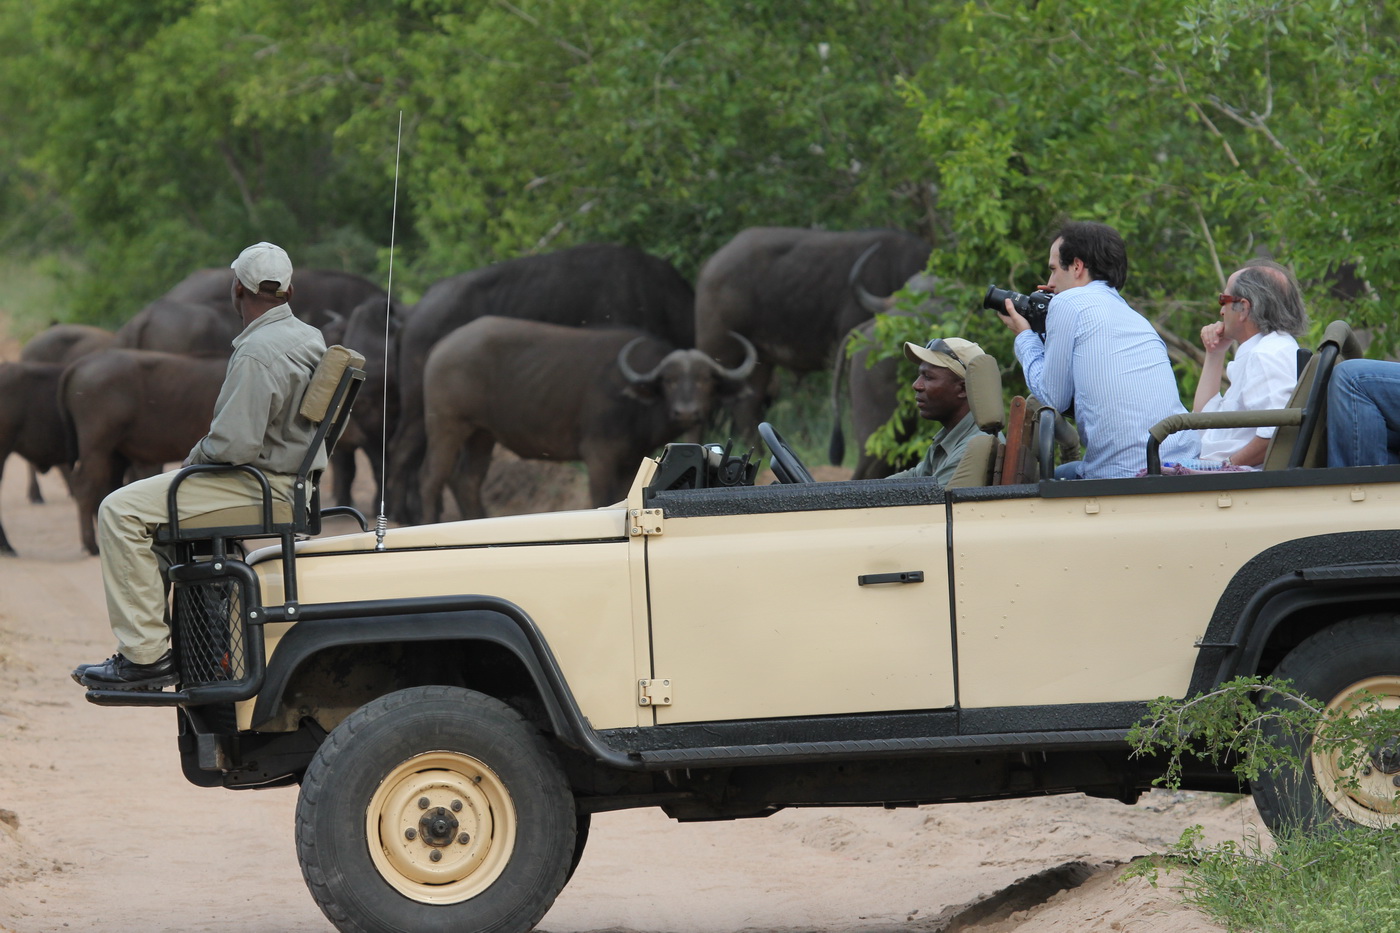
[888, 336, 984, 484]
[75, 242, 327, 690]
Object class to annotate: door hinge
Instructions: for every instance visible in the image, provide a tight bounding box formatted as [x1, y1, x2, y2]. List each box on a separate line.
[638, 678, 672, 707]
[628, 508, 663, 537]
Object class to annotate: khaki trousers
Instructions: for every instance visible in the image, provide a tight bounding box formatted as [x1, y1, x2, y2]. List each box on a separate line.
[97, 469, 297, 664]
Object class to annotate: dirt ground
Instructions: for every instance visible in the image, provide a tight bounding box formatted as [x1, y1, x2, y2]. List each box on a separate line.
[0, 325, 1262, 933]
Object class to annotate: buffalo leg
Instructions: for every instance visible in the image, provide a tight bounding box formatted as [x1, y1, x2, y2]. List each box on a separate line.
[26, 462, 44, 504]
[0, 457, 14, 556]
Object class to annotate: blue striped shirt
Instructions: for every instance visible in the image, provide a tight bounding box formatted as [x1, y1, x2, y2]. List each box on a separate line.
[1013, 280, 1198, 479]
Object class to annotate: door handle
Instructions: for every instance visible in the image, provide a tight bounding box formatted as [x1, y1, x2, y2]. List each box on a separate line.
[857, 571, 924, 586]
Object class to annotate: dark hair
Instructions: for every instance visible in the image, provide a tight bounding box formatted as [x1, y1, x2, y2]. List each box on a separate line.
[1232, 259, 1309, 336]
[1053, 221, 1128, 290]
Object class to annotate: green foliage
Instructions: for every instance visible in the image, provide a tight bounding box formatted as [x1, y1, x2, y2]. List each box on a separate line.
[1126, 676, 1400, 930]
[1128, 675, 1400, 793]
[1126, 822, 1400, 933]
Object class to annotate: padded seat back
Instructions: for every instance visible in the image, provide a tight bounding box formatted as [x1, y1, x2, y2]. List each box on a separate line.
[1263, 320, 1361, 470]
[947, 353, 1004, 489]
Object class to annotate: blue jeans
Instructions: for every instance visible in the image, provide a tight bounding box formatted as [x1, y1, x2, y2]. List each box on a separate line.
[1327, 359, 1400, 467]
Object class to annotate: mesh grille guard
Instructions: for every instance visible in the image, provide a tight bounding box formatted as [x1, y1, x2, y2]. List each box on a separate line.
[85, 558, 269, 708]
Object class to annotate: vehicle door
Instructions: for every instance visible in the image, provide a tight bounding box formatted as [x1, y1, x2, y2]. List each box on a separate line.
[640, 482, 955, 726]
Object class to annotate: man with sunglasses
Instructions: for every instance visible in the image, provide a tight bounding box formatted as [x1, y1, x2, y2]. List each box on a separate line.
[888, 336, 984, 484]
[997, 221, 1197, 478]
[1193, 260, 1308, 467]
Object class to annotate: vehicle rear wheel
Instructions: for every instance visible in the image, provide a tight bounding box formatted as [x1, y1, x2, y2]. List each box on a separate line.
[295, 685, 576, 933]
[1251, 616, 1400, 833]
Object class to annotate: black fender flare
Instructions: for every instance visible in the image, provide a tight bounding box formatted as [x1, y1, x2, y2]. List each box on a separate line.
[250, 595, 646, 771]
[1188, 530, 1400, 694]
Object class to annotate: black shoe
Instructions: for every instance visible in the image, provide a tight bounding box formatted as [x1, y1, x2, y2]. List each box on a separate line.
[79, 651, 179, 690]
[70, 662, 96, 685]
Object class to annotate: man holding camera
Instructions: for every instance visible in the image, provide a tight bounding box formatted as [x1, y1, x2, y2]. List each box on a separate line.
[996, 221, 1197, 479]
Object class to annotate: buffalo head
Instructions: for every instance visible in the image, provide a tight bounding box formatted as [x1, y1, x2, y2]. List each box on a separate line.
[618, 332, 757, 429]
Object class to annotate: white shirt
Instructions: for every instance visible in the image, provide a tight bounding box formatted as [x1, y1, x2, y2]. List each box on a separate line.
[1199, 330, 1301, 461]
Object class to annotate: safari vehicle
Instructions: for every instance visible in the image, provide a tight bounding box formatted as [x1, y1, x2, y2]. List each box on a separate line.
[88, 322, 1400, 933]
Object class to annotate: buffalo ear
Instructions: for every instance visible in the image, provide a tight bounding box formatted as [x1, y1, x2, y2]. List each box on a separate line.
[718, 378, 753, 400]
[621, 381, 660, 402]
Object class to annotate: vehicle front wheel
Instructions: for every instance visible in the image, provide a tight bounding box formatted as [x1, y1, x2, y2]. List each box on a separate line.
[296, 685, 577, 933]
[1251, 616, 1400, 833]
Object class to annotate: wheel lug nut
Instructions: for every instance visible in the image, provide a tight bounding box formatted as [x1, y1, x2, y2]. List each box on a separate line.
[405, 828, 417, 840]
[458, 832, 470, 844]
[418, 797, 430, 809]
[451, 799, 463, 812]
[430, 850, 442, 862]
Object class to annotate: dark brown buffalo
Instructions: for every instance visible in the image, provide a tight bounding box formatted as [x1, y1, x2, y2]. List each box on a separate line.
[693, 227, 931, 443]
[329, 295, 410, 510]
[388, 244, 695, 522]
[60, 350, 225, 555]
[20, 323, 117, 365]
[418, 317, 754, 523]
[115, 268, 387, 358]
[162, 267, 387, 334]
[19, 324, 116, 502]
[829, 243, 951, 478]
[0, 363, 69, 556]
[114, 298, 240, 356]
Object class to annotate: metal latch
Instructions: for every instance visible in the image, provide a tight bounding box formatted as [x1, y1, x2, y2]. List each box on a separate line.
[638, 678, 672, 706]
[628, 508, 663, 537]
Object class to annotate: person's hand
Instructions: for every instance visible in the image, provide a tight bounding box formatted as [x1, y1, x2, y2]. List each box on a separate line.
[999, 298, 1031, 335]
[1200, 321, 1229, 355]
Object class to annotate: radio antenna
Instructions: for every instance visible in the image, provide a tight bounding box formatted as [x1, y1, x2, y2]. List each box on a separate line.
[374, 110, 403, 552]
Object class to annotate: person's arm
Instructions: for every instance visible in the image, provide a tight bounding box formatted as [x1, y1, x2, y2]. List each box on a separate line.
[1013, 297, 1076, 412]
[187, 356, 277, 465]
[1193, 322, 1230, 412]
[1224, 434, 1270, 467]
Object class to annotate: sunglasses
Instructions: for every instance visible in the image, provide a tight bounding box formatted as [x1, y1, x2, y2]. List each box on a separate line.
[1218, 293, 1248, 307]
[924, 338, 956, 355]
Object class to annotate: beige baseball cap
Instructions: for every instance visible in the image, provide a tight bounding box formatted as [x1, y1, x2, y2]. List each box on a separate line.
[231, 242, 293, 297]
[903, 336, 983, 379]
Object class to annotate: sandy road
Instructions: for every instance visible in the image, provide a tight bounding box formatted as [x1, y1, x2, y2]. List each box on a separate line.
[0, 451, 1252, 933]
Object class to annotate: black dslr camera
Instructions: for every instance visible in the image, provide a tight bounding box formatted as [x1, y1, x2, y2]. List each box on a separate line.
[984, 285, 1053, 338]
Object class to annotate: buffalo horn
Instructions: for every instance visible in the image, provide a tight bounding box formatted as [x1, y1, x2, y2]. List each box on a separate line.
[708, 331, 758, 381]
[617, 336, 664, 385]
[848, 242, 889, 315]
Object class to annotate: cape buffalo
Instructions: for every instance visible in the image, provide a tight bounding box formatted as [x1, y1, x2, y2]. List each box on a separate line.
[60, 349, 226, 555]
[163, 266, 388, 334]
[417, 317, 754, 523]
[388, 243, 695, 522]
[21, 323, 117, 366]
[693, 227, 931, 445]
[19, 324, 116, 502]
[829, 243, 952, 479]
[0, 363, 69, 556]
[330, 295, 410, 510]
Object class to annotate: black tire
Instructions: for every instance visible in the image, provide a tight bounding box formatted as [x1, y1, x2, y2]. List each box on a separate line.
[1251, 615, 1400, 834]
[567, 813, 591, 883]
[295, 685, 577, 933]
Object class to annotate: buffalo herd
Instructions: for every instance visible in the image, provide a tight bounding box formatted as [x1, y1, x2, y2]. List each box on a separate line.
[2, 226, 942, 555]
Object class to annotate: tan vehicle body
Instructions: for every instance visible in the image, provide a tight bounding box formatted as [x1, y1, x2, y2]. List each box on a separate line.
[240, 458, 1400, 733]
[88, 437, 1400, 933]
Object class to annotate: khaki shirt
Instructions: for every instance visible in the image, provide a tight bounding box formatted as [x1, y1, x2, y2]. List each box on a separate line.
[889, 412, 981, 486]
[187, 305, 327, 474]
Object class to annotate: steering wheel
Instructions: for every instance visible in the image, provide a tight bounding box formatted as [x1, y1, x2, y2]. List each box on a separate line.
[758, 422, 816, 484]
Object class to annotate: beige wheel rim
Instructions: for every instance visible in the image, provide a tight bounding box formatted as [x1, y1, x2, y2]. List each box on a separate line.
[366, 751, 517, 904]
[1311, 675, 1400, 828]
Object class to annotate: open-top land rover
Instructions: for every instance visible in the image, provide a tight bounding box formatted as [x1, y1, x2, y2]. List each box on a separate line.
[86, 325, 1400, 933]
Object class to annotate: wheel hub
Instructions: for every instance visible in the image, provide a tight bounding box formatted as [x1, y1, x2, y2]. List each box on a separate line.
[1312, 676, 1400, 827]
[366, 752, 516, 904]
